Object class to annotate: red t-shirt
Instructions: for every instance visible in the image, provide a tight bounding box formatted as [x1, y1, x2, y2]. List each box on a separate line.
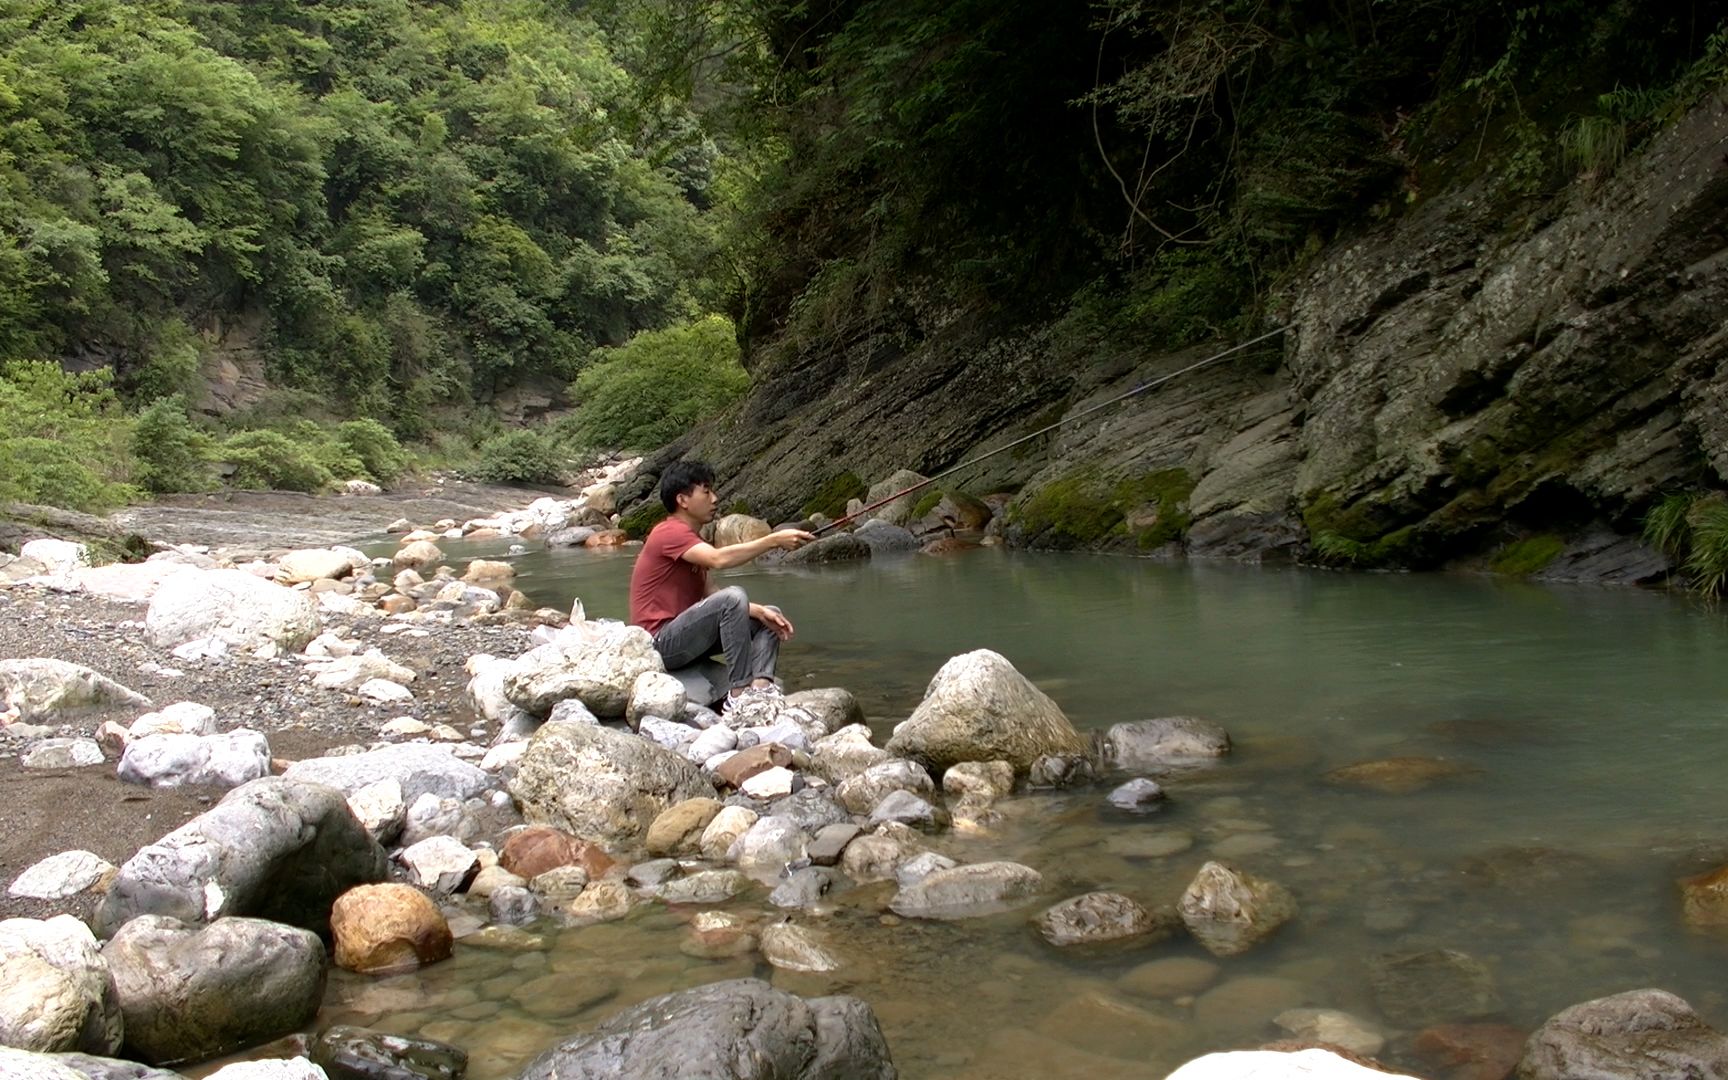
[629, 518, 707, 634]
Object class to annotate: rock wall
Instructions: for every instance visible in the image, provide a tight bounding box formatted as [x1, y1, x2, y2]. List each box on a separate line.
[673, 89, 1728, 582]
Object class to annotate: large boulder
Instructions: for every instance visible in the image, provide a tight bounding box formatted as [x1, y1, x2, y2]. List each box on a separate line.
[859, 470, 929, 527]
[281, 744, 490, 805]
[0, 915, 122, 1055]
[509, 721, 718, 847]
[0, 1047, 180, 1078]
[1178, 861, 1297, 957]
[713, 514, 771, 548]
[889, 861, 1044, 920]
[836, 760, 935, 815]
[103, 916, 325, 1067]
[144, 569, 319, 652]
[504, 622, 665, 717]
[885, 650, 1086, 772]
[275, 549, 356, 585]
[0, 659, 151, 722]
[781, 533, 871, 565]
[517, 978, 896, 1079]
[1515, 989, 1728, 1080]
[854, 519, 920, 555]
[312, 1027, 468, 1080]
[330, 884, 453, 974]
[784, 688, 863, 736]
[93, 777, 389, 940]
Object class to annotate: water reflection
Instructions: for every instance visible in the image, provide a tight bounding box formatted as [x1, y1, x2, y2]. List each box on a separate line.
[332, 542, 1728, 1078]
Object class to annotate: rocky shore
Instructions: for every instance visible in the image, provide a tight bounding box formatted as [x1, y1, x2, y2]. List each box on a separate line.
[4, 478, 1728, 1080]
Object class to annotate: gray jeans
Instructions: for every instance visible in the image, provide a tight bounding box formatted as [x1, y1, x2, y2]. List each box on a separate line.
[651, 586, 779, 690]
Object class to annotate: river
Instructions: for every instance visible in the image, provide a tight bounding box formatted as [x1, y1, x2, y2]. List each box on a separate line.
[317, 544, 1728, 1078]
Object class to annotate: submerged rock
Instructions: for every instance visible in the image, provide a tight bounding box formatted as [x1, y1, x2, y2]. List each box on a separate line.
[312, 1026, 468, 1080]
[1516, 988, 1728, 1080]
[885, 650, 1086, 772]
[761, 922, 840, 972]
[1101, 716, 1231, 770]
[1034, 892, 1175, 948]
[1323, 756, 1477, 794]
[1368, 949, 1502, 1028]
[889, 861, 1043, 920]
[517, 978, 895, 1079]
[1177, 861, 1297, 957]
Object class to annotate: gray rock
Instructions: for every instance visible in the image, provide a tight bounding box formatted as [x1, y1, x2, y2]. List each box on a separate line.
[282, 743, 490, 805]
[93, 777, 389, 939]
[1178, 861, 1297, 958]
[784, 688, 864, 736]
[347, 779, 407, 844]
[941, 760, 1015, 802]
[854, 520, 920, 555]
[638, 716, 698, 751]
[743, 721, 811, 752]
[626, 859, 680, 888]
[893, 852, 957, 888]
[760, 922, 841, 972]
[730, 818, 808, 880]
[889, 861, 1043, 920]
[1103, 717, 1232, 769]
[837, 760, 935, 815]
[7, 851, 115, 902]
[489, 887, 539, 926]
[659, 870, 752, 906]
[869, 790, 942, 829]
[144, 568, 320, 652]
[780, 533, 871, 565]
[312, 1025, 468, 1080]
[667, 660, 727, 711]
[1027, 753, 1095, 788]
[0, 915, 121, 1055]
[770, 789, 852, 833]
[22, 739, 105, 770]
[629, 671, 689, 730]
[1517, 988, 1728, 1080]
[687, 724, 739, 763]
[859, 471, 929, 527]
[1034, 891, 1176, 947]
[397, 836, 477, 894]
[0, 1047, 180, 1079]
[769, 868, 835, 910]
[547, 698, 599, 726]
[546, 525, 598, 548]
[1108, 778, 1167, 810]
[0, 659, 151, 722]
[840, 834, 922, 885]
[517, 978, 895, 1079]
[886, 650, 1086, 773]
[128, 702, 217, 739]
[806, 823, 864, 867]
[503, 623, 664, 717]
[509, 720, 718, 846]
[1368, 948, 1503, 1028]
[809, 726, 892, 783]
[103, 915, 325, 1067]
[117, 731, 271, 790]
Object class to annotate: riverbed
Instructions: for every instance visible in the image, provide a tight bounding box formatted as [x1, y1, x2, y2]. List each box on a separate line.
[317, 543, 1728, 1078]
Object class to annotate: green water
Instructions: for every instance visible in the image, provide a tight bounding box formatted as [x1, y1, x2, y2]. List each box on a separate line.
[319, 546, 1728, 1078]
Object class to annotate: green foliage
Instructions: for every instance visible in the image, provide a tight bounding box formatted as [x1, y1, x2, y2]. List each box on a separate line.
[910, 490, 944, 520]
[131, 396, 216, 494]
[1490, 535, 1565, 576]
[569, 315, 749, 450]
[0, 361, 135, 511]
[1013, 466, 1194, 549]
[1643, 491, 1728, 597]
[803, 472, 867, 519]
[218, 430, 335, 493]
[472, 429, 566, 486]
[335, 419, 408, 485]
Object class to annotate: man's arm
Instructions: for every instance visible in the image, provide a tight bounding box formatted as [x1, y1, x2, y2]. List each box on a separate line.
[681, 528, 812, 571]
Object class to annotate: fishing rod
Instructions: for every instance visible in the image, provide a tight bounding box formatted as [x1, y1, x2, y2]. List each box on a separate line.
[810, 324, 1292, 537]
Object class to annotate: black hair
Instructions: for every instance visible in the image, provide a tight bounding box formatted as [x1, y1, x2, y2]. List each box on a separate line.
[659, 460, 717, 512]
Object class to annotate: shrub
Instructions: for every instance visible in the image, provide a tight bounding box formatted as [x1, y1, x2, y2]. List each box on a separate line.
[218, 430, 335, 493]
[0, 360, 136, 511]
[569, 315, 750, 451]
[1646, 491, 1728, 597]
[472, 429, 565, 485]
[131, 396, 215, 494]
[335, 418, 409, 484]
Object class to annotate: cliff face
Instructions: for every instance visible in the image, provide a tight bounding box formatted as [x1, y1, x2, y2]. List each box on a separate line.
[670, 90, 1728, 583]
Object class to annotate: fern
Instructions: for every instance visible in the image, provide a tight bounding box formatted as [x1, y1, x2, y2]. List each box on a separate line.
[1642, 492, 1695, 557]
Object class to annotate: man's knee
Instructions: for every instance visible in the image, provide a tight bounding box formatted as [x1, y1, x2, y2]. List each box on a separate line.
[715, 585, 748, 611]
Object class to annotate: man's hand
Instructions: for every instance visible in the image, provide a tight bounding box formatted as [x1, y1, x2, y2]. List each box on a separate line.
[751, 602, 795, 640]
[768, 528, 814, 550]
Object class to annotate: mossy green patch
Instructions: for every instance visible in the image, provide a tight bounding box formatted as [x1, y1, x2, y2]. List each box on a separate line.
[1490, 535, 1565, 576]
[910, 489, 943, 520]
[800, 471, 867, 518]
[618, 501, 668, 539]
[1013, 466, 1194, 549]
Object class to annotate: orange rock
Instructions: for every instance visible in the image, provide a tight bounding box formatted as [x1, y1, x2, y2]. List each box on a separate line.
[1681, 864, 1728, 928]
[586, 530, 631, 547]
[1410, 1023, 1527, 1080]
[501, 825, 616, 880]
[331, 883, 453, 974]
[379, 595, 417, 615]
[1322, 757, 1476, 795]
[714, 743, 794, 788]
[466, 528, 502, 540]
[920, 536, 982, 555]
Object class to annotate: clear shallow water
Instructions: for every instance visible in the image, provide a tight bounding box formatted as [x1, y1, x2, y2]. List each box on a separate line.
[314, 545, 1728, 1078]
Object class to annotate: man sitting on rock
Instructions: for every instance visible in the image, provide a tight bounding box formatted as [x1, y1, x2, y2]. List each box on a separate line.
[628, 461, 812, 711]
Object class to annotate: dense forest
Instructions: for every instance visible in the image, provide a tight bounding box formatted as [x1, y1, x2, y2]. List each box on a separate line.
[3, 0, 1726, 562]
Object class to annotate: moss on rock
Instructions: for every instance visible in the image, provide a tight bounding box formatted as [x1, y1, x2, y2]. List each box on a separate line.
[1014, 466, 1195, 549]
[801, 471, 867, 519]
[1490, 534, 1565, 575]
[618, 502, 668, 538]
